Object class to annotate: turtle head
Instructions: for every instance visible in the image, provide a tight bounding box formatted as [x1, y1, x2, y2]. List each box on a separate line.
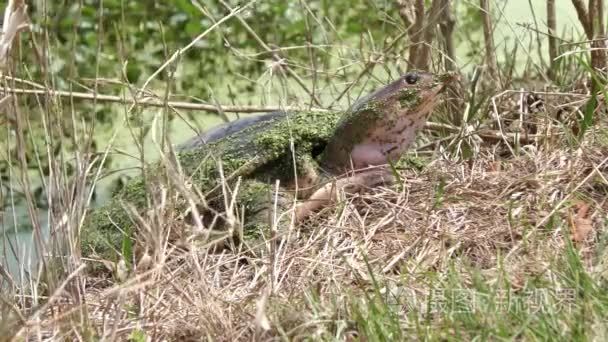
[321, 70, 457, 172]
[350, 70, 457, 114]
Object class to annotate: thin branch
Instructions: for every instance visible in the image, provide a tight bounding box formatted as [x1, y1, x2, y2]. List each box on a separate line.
[330, 31, 408, 106]
[527, 0, 546, 69]
[0, 87, 327, 113]
[596, 0, 605, 37]
[589, 0, 597, 35]
[0, 0, 29, 67]
[571, 0, 593, 39]
[218, 0, 322, 107]
[570, 0, 606, 78]
[547, 0, 558, 77]
[439, 0, 456, 71]
[480, 0, 499, 82]
[3, 86, 577, 147]
[139, 1, 255, 96]
[406, 0, 425, 69]
[395, 0, 415, 28]
[414, 0, 444, 70]
[590, 0, 607, 71]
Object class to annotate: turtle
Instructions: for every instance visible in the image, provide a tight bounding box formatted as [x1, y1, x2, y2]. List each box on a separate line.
[81, 70, 456, 259]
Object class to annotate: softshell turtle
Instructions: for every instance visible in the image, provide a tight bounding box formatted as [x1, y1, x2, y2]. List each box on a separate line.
[82, 70, 456, 258]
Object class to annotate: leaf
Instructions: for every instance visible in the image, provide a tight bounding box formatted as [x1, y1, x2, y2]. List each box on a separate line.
[127, 329, 146, 342]
[115, 258, 129, 283]
[387, 159, 403, 192]
[175, 0, 198, 16]
[432, 176, 446, 210]
[569, 201, 594, 243]
[185, 20, 203, 36]
[580, 91, 596, 137]
[255, 289, 271, 331]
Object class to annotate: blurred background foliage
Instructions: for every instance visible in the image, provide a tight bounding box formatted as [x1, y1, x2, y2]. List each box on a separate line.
[29, 0, 481, 98]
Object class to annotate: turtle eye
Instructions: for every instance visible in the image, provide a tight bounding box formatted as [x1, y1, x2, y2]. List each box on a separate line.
[405, 73, 419, 85]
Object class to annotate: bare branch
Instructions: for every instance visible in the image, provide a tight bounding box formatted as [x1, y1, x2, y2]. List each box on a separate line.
[413, 0, 444, 70]
[570, 0, 606, 72]
[139, 2, 254, 96]
[589, 0, 597, 35]
[406, 0, 426, 69]
[395, 0, 415, 28]
[0, 0, 29, 68]
[571, 0, 593, 39]
[397, 0, 446, 71]
[218, 0, 322, 107]
[596, 0, 605, 37]
[547, 0, 558, 78]
[0, 87, 327, 114]
[439, 0, 456, 71]
[590, 0, 607, 71]
[480, 0, 499, 82]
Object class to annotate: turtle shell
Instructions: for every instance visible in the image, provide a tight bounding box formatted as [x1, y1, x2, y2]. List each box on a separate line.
[81, 109, 342, 258]
[178, 111, 287, 150]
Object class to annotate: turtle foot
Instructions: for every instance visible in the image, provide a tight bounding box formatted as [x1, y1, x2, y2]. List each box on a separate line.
[294, 166, 395, 222]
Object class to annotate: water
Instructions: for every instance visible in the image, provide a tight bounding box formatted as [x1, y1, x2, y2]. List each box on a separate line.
[1, 109, 227, 277]
[0, 0, 590, 278]
[2, 204, 46, 276]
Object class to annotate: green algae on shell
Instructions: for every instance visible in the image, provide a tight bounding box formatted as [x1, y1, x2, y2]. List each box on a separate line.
[81, 110, 342, 259]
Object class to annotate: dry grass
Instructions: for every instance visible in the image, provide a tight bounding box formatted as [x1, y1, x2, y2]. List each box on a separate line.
[8, 118, 606, 340]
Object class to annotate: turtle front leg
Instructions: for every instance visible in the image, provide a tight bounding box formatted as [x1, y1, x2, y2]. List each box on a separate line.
[294, 167, 395, 222]
[244, 153, 322, 228]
